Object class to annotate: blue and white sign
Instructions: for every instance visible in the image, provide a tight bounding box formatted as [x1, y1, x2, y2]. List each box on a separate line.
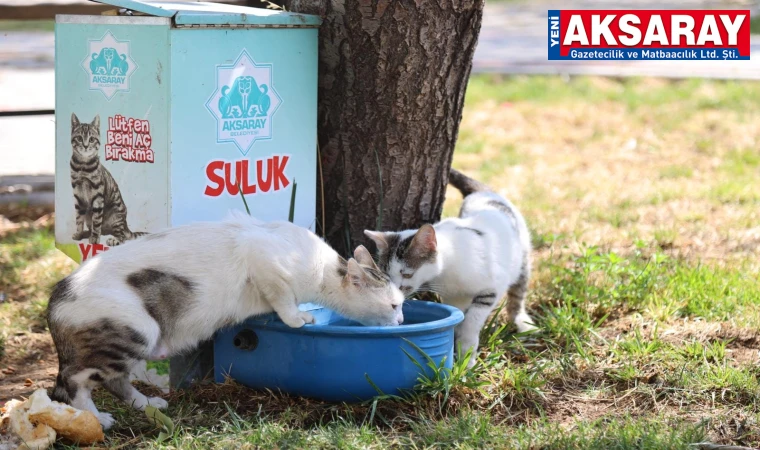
[81, 31, 138, 100]
[205, 50, 283, 156]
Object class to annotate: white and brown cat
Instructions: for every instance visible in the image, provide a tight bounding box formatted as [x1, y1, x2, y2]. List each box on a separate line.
[365, 169, 535, 367]
[47, 212, 404, 428]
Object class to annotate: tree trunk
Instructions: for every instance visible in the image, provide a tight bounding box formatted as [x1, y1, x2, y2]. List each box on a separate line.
[285, 0, 483, 254]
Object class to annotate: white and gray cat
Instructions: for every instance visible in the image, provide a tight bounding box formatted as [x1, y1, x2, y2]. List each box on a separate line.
[47, 212, 404, 428]
[365, 169, 535, 367]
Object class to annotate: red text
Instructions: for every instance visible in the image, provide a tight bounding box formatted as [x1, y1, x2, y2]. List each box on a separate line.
[204, 155, 290, 197]
[105, 114, 155, 163]
[79, 242, 109, 261]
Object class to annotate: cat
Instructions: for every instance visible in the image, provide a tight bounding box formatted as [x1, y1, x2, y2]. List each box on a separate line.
[47, 211, 404, 429]
[70, 113, 146, 247]
[364, 169, 535, 367]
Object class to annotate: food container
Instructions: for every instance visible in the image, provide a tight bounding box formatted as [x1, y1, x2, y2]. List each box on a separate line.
[213, 300, 465, 402]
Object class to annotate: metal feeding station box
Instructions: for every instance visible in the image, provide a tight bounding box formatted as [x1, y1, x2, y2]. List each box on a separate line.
[54, 0, 320, 263]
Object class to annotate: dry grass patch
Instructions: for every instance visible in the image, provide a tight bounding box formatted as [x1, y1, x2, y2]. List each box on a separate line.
[453, 76, 760, 267]
[0, 215, 74, 401]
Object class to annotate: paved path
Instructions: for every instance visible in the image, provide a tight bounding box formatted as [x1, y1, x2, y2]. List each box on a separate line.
[0, 115, 55, 176]
[0, 28, 55, 176]
[1, 0, 759, 176]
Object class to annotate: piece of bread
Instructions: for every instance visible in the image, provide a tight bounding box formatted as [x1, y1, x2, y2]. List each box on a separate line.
[0, 399, 19, 431]
[2, 395, 57, 450]
[26, 390, 104, 445]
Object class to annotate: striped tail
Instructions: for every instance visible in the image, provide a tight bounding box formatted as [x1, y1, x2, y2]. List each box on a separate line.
[448, 168, 491, 197]
[106, 230, 149, 247]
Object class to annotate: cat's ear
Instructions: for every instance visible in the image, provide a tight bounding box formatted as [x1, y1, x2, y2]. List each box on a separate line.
[91, 115, 100, 130]
[364, 230, 389, 253]
[71, 113, 80, 129]
[411, 224, 437, 254]
[345, 258, 368, 289]
[353, 245, 379, 270]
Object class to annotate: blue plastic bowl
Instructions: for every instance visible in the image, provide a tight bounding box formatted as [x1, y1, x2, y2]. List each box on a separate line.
[213, 300, 464, 402]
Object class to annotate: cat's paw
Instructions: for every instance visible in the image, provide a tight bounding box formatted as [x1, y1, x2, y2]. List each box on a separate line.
[455, 341, 478, 365]
[298, 311, 316, 325]
[281, 311, 315, 328]
[146, 396, 169, 410]
[88, 235, 101, 245]
[97, 412, 115, 430]
[515, 314, 537, 334]
[106, 237, 122, 247]
[72, 230, 90, 240]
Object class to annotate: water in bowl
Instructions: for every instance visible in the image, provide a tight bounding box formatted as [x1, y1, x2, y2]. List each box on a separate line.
[316, 301, 439, 327]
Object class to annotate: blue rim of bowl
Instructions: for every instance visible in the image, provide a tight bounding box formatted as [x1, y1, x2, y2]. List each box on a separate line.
[241, 300, 465, 336]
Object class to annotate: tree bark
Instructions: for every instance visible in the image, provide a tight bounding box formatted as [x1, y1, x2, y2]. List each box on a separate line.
[285, 0, 483, 254]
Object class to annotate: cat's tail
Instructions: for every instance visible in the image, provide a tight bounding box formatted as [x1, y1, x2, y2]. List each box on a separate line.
[448, 168, 491, 197]
[107, 231, 149, 246]
[125, 231, 149, 243]
[123, 231, 149, 242]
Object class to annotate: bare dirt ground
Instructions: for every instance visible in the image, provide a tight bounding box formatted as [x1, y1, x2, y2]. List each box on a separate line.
[0, 209, 65, 403]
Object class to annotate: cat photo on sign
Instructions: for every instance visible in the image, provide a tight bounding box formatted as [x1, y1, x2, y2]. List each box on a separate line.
[69, 113, 148, 247]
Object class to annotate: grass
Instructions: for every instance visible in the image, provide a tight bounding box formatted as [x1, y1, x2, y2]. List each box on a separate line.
[0, 20, 54, 32]
[466, 76, 760, 114]
[751, 15, 760, 34]
[3, 75, 760, 448]
[0, 224, 74, 336]
[147, 360, 170, 376]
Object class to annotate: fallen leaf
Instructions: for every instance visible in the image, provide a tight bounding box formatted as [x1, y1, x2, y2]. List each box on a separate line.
[145, 405, 174, 442]
[24, 379, 33, 387]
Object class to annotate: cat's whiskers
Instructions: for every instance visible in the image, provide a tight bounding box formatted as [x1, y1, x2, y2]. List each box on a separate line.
[419, 282, 444, 294]
[419, 287, 441, 293]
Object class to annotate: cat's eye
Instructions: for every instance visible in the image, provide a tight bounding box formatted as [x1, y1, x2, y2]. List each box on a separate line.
[392, 304, 400, 310]
[401, 273, 413, 279]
